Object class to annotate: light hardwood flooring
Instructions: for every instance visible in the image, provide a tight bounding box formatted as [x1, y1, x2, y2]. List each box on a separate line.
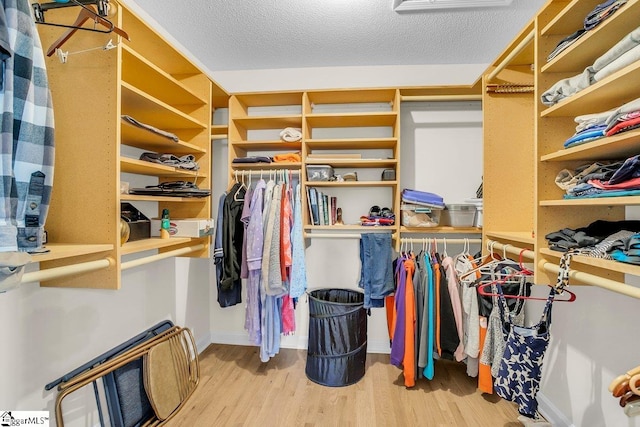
[167, 344, 523, 427]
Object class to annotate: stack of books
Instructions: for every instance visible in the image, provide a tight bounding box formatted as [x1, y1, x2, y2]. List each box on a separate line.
[306, 187, 337, 225]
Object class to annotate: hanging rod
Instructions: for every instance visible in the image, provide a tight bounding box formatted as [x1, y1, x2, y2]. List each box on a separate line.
[121, 244, 205, 270]
[400, 95, 482, 102]
[234, 169, 301, 176]
[305, 230, 393, 239]
[21, 257, 114, 284]
[540, 262, 640, 300]
[487, 29, 534, 83]
[401, 238, 481, 244]
[485, 239, 535, 260]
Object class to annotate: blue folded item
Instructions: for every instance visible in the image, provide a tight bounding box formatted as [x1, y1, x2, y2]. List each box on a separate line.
[563, 125, 607, 147]
[401, 189, 445, 208]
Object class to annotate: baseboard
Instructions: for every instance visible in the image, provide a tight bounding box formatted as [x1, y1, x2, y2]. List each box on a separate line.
[210, 332, 391, 354]
[196, 332, 212, 354]
[537, 392, 574, 427]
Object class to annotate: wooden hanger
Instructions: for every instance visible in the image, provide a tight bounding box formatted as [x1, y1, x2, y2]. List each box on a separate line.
[46, 4, 130, 57]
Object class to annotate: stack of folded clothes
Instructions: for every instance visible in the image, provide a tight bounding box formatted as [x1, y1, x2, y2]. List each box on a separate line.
[546, 0, 628, 62]
[563, 97, 640, 149]
[545, 219, 640, 253]
[401, 189, 445, 209]
[556, 154, 640, 199]
[542, 24, 640, 106]
[139, 152, 199, 170]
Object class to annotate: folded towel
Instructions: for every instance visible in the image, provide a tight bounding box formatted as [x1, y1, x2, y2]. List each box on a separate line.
[279, 127, 302, 142]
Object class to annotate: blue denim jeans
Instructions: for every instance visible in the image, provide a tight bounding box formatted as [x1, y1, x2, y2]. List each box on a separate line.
[359, 233, 394, 309]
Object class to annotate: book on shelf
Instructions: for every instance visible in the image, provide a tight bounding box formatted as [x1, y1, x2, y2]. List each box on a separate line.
[323, 194, 329, 225]
[330, 196, 337, 225]
[317, 189, 325, 226]
[307, 187, 319, 225]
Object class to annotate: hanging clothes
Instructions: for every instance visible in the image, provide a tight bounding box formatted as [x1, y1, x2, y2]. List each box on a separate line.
[245, 179, 266, 343]
[494, 287, 556, 419]
[221, 182, 246, 294]
[0, 0, 55, 254]
[289, 183, 307, 299]
[214, 193, 241, 308]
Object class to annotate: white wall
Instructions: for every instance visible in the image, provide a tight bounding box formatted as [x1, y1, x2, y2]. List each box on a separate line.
[0, 255, 211, 423]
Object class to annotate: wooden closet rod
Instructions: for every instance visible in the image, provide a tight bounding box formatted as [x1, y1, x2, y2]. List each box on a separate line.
[486, 30, 534, 83]
[541, 262, 640, 300]
[121, 244, 204, 270]
[22, 257, 114, 283]
[485, 239, 534, 260]
[400, 95, 482, 102]
[401, 238, 481, 244]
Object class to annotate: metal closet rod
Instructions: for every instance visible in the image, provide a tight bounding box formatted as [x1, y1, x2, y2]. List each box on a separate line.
[485, 239, 640, 299]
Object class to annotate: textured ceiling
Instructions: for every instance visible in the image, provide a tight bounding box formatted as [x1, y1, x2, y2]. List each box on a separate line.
[127, 0, 544, 73]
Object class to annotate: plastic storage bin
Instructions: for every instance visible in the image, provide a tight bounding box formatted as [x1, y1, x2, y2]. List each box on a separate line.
[401, 204, 443, 227]
[306, 165, 334, 181]
[442, 204, 477, 227]
[306, 288, 367, 387]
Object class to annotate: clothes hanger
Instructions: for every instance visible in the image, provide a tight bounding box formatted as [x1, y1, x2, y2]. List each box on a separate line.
[609, 366, 640, 393]
[43, 2, 130, 57]
[476, 275, 577, 302]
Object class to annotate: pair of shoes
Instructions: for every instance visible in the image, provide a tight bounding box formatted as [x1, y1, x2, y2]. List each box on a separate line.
[369, 206, 394, 218]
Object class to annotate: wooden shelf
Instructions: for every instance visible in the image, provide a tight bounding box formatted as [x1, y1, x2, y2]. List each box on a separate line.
[231, 115, 302, 130]
[120, 157, 204, 177]
[121, 119, 206, 154]
[541, 0, 640, 74]
[484, 231, 535, 245]
[540, 61, 640, 118]
[120, 237, 197, 255]
[121, 82, 208, 130]
[400, 226, 482, 234]
[31, 243, 114, 263]
[306, 113, 397, 128]
[230, 162, 302, 170]
[230, 140, 302, 151]
[541, 129, 640, 162]
[122, 45, 207, 106]
[211, 125, 228, 136]
[306, 138, 398, 150]
[306, 180, 398, 188]
[541, 0, 599, 36]
[540, 248, 640, 277]
[540, 196, 640, 207]
[234, 91, 304, 107]
[307, 89, 397, 105]
[120, 194, 208, 203]
[304, 225, 397, 232]
[306, 158, 397, 168]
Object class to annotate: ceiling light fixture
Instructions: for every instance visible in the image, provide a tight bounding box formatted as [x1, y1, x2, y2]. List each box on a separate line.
[393, 0, 513, 12]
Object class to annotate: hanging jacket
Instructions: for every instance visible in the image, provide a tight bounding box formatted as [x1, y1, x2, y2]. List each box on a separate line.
[221, 182, 246, 292]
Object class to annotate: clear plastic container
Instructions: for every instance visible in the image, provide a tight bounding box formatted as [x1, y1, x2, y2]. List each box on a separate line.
[441, 204, 477, 227]
[401, 204, 443, 227]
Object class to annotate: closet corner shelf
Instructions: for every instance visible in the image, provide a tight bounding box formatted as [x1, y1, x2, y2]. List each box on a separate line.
[121, 120, 206, 154]
[305, 113, 397, 128]
[540, 196, 640, 207]
[230, 115, 302, 130]
[211, 124, 228, 135]
[540, 0, 597, 37]
[484, 231, 535, 245]
[540, 129, 640, 162]
[31, 243, 114, 263]
[120, 237, 198, 255]
[540, 61, 640, 118]
[539, 247, 640, 277]
[400, 226, 481, 234]
[304, 225, 397, 233]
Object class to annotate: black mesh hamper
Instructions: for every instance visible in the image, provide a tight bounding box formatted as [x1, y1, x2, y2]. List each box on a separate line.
[305, 288, 368, 387]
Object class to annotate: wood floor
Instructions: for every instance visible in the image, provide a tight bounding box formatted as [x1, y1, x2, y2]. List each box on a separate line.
[166, 344, 522, 427]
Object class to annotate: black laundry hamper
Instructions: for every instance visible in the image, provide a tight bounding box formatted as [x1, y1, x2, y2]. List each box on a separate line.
[305, 288, 368, 387]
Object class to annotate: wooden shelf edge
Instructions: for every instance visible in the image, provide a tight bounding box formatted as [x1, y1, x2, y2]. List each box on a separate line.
[540, 129, 640, 162]
[484, 231, 535, 245]
[32, 243, 114, 263]
[540, 196, 640, 206]
[539, 247, 640, 277]
[120, 237, 197, 255]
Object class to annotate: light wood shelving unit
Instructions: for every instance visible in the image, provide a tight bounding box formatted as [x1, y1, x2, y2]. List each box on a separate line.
[485, 0, 640, 297]
[33, 2, 227, 289]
